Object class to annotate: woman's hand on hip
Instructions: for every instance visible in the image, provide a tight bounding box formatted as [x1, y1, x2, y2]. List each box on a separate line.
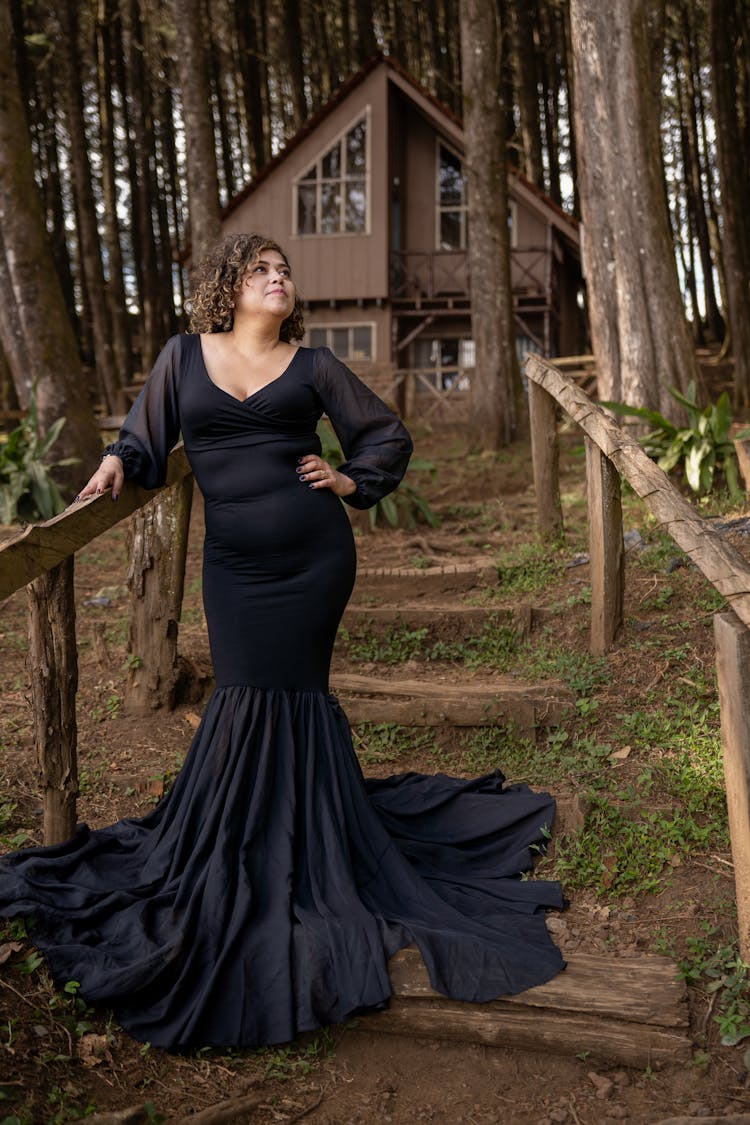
[76, 454, 125, 502]
[297, 454, 356, 498]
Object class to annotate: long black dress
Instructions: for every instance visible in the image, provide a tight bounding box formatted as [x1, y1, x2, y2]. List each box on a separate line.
[0, 334, 565, 1048]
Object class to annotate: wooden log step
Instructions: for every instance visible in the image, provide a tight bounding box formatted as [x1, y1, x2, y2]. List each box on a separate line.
[341, 603, 550, 641]
[332, 673, 574, 738]
[352, 945, 691, 1068]
[352, 562, 497, 600]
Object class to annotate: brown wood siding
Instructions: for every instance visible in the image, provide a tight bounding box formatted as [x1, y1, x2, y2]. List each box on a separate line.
[303, 302, 390, 364]
[224, 68, 391, 301]
[399, 96, 439, 252]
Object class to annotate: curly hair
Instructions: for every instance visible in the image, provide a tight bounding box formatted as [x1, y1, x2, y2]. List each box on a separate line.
[187, 233, 304, 341]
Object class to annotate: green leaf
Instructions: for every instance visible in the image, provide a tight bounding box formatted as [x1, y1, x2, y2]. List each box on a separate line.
[379, 494, 399, 527]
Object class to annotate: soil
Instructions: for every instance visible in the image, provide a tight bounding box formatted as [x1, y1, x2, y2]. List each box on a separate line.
[1, 419, 749, 1125]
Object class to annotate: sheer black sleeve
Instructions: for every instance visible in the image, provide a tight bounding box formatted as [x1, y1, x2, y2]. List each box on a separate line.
[313, 347, 413, 510]
[102, 335, 182, 489]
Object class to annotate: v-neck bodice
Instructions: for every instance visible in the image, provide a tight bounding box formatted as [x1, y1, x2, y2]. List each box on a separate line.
[197, 337, 302, 406]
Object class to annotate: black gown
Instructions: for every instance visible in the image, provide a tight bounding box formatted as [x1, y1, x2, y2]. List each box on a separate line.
[0, 334, 565, 1048]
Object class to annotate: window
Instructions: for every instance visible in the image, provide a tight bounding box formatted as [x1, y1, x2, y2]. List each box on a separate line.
[296, 114, 369, 236]
[436, 143, 468, 250]
[307, 324, 374, 361]
[413, 337, 474, 391]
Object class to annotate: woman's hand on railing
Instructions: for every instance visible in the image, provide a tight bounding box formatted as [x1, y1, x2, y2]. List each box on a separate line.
[76, 454, 124, 502]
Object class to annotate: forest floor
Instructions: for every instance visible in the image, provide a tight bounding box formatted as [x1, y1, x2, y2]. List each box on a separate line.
[1, 407, 750, 1123]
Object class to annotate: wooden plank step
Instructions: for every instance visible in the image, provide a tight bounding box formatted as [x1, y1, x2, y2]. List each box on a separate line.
[341, 603, 550, 640]
[352, 945, 691, 1068]
[353, 562, 497, 600]
[332, 673, 573, 738]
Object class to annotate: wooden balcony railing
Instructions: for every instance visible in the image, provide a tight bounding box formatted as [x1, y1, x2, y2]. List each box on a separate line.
[390, 247, 554, 301]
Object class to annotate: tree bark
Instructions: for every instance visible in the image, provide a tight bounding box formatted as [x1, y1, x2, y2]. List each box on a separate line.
[710, 0, 750, 405]
[172, 0, 222, 264]
[569, 0, 699, 418]
[52, 1, 127, 415]
[460, 0, 522, 448]
[509, 0, 544, 188]
[235, 0, 268, 172]
[0, 0, 100, 481]
[27, 558, 78, 845]
[124, 476, 194, 714]
[96, 0, 133, 394]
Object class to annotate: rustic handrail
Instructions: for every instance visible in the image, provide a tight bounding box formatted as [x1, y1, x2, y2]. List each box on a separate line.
[525, 352, 750, 961]
[1, 444, 194, 845]
[0, 445, 191, 602]
[525, 353, 750, 627]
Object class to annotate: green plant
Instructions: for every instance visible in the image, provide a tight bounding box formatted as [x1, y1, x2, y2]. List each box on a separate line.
[603, 381, 742, 498]
[317, 418, 439, 529]
[678, 929, 750, 1046]
[0, 388, 77, 524]
[348, 623, 429, 664]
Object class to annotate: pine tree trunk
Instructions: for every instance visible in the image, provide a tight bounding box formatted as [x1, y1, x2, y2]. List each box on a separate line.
[235, 0, 268, 172]
[0, 0, 100, 479]
[51, 0, 125, 415]
[710, 0, 750, 404]
[354, 0, 376, 63]
[123, 0, 168, 370]
[96, 0, 133, 396]
[509, 0, 544, 187]
[172, 0, 223, 263]
[460, 0, 522, 448]
[284, 0, 307, 129]
[569, 0, 698, 417]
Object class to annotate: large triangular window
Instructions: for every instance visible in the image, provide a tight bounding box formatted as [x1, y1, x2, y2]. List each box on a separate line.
[295, 113, 369, 236]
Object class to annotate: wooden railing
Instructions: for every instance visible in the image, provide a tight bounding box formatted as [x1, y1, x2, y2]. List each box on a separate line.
[525, 353, 750, 959]
[0, 447, 194, 843]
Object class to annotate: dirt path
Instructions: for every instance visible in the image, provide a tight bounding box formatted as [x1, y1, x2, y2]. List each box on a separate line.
[0, 427, 748, 1123]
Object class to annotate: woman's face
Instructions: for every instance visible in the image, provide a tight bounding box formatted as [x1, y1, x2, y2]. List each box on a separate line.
[234, 249, 295, 323]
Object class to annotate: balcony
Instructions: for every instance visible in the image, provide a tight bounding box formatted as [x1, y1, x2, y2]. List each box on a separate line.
[390, 247, 554, 304]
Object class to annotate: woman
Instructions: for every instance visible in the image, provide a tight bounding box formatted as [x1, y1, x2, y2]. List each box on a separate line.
[0, 233, 564, 1048]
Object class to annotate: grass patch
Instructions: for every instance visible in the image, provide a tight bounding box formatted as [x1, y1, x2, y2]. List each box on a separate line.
[351, 722, 439, 766]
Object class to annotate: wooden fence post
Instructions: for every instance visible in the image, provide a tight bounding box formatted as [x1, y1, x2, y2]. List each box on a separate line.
[714, 611, 750, 963]
[585, 437, 624, 654]
[27, 556, 78, 844]
[528, 379, 564, 540]
[124, 475, 194, 713]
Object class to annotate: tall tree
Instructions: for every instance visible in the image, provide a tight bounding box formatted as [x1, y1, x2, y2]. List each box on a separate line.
[710, 0, 750, 405]
[0, 0, 100, 480]
[509, 0, 544, 187]
[52, 0, 126, 414]
[172, 0, 222, 263]
[569, 0, 698, 416]
[460, 0, 521, 448]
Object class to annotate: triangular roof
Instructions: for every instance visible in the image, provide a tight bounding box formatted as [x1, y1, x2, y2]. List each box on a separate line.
[223, 53, 579, 249]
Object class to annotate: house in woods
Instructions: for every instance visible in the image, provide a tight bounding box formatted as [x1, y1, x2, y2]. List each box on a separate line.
[222, 55, 584, 418]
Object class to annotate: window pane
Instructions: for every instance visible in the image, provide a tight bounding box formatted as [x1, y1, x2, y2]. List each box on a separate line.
[320, 182, 341, 232]
[321, 141, 341, 180]
[297, 184, 317, 235]
[439, 146, 464, 205]
[300, 163, 317, 182]
[332, 328, 349, 356]
[352, 325, 372, 359]
[346, 119, 367, 173]
[344, 180, 366, 231]
[440, 210, 463, 250]
[309, 328, 327, 348]
[440, 339, 459, 365]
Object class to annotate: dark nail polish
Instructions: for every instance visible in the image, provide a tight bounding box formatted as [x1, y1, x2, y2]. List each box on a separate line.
[112, 492, 119, 501]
